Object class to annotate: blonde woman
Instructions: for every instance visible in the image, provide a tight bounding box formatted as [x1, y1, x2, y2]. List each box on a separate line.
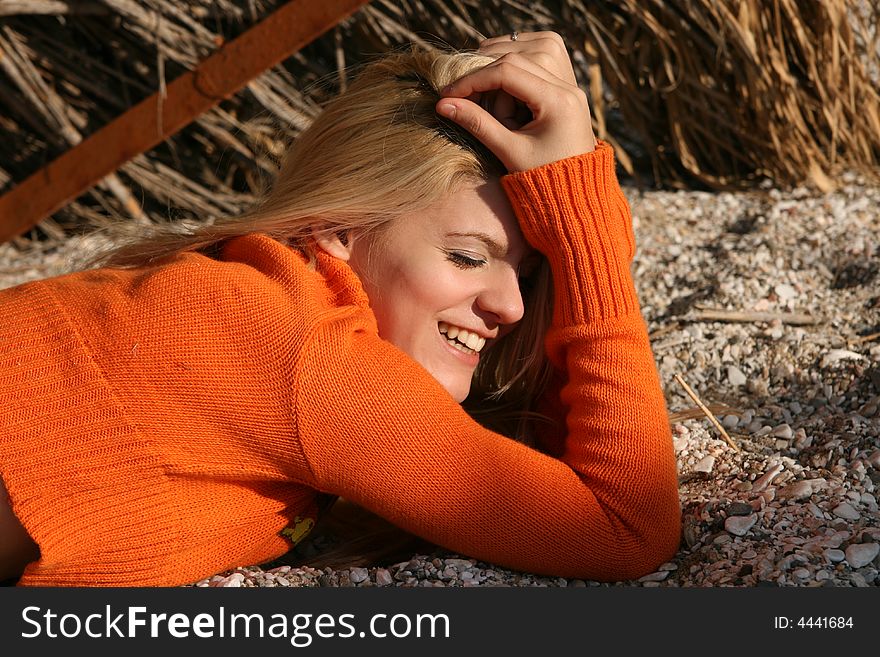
[0, 32, 680, 586]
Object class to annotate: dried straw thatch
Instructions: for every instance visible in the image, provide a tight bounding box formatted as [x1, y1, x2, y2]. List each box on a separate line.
[0, 0, 878, 242]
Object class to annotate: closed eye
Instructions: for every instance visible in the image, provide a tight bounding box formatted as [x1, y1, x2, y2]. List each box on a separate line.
[446, 251, 487, 269]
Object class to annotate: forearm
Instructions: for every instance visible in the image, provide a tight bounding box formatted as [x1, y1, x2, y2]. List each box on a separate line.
[502, 142, 681, 566]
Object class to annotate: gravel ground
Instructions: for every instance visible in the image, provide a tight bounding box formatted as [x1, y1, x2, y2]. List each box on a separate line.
[2, 176, 878, 588]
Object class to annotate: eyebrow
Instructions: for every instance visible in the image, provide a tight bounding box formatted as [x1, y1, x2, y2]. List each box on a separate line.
[444, 231, 507, 258]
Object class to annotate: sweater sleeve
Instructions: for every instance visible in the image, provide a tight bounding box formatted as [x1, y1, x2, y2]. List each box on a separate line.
[296, 143, 681, 581]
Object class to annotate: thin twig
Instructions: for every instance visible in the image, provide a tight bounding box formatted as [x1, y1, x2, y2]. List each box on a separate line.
[688, 309, 817, 326]
[673, 374, 740, 452]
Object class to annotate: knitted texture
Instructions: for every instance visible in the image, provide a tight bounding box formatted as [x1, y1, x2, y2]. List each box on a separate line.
[0, 143, 680, 585]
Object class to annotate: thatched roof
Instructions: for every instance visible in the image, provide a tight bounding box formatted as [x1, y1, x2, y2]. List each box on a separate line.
[1, 0, 878, 243]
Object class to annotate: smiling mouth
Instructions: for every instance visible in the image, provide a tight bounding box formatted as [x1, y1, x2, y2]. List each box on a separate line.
[438, 321, 486, 355]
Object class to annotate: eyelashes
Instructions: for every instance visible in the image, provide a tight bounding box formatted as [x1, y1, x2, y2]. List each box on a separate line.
[445, 251, 536, 293]
[446, 251, 487, 269]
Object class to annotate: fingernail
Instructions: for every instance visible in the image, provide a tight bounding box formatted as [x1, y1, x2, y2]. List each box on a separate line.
[437, 103, 456, 119]
[440, 85, 452, 94]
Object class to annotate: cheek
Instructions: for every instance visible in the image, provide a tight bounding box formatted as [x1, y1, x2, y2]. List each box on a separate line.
[369, 266, 469, 339]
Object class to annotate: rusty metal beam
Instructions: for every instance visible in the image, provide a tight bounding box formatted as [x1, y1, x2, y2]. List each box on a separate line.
[0, 0, 371, 243]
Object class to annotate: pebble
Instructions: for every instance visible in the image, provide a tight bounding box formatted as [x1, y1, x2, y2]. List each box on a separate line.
[722, 414, 740, 429]
[820, 349, 865, 367]
[725, 515, 757, 536]
[375, 569, 393, 586]
[752, 463, 784, 492]
[727, 502, 753, 516]
[349, 567, 369, 584]
[824, 549, 846, 563]
[727, 366, 747, 387]
[831, 502, 860, 520]
[774, 283, 797, 302]
[769, 424, 793, 440]
[694, 455, 715, 474]
[845, 543, 879, 569]
[778, 480, 813, 500]
[792, 568, 811, 580]
[215, 572, 245, 587]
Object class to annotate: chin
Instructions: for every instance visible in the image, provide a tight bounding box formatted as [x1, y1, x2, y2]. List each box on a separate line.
[441, 379, 471, 404]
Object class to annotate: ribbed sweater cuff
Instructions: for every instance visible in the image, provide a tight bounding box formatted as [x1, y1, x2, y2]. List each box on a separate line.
[501, 141, 638, 326]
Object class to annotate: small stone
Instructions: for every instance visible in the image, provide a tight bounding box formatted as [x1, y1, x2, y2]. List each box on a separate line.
[725, 514, 757, 536]
[727, 502, 753, 516]
[820, 349, 865, 368]
[808, 478, 827, 493]
[752, 463, 784, 492]
[845, 543, 880, 569]
[868, 451, 880, 469]
[824, 548, 845, 563]
[850, 573, 869, 587]
[375, 569, 393, 586]
[349, 567, 369, 584]
[722, 414, 740, 429]
[832, 502, 860, 520]
[769, 423, 793, 440]
[778, 480, 813, 501]
[694, 455, 715, 474]
[727, 366, 747, 387]
[794, 429, 812, 449]
[792, 568, 811, 580]
[638, 570, 669, 582]
[774, 283, 797, 301]
[217, 572, 244, 587]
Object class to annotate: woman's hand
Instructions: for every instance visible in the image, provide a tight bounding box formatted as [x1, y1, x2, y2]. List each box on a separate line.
[436, 31, 596, 173]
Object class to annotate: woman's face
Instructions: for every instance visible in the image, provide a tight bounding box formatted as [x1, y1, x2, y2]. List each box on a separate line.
[347, 181, 533, 402]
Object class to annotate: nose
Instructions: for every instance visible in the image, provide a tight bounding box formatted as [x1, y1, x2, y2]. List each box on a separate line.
[476, 266, 525, 327]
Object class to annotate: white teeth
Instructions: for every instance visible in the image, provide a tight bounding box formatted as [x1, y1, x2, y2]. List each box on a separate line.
[438, 322, 487, 353]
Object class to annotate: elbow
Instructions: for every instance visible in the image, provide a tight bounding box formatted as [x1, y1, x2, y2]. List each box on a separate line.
[578, 491, 682, 583]
[615, 492, 683, 581]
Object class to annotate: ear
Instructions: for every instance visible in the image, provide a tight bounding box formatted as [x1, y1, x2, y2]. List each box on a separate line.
[313, 229, 354, 261]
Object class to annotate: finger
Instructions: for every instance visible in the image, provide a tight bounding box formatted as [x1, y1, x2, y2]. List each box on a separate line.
[441, 60, 561, 112]
[481, 51, 573, 89]
[478, 42, 577, 86]
[435, 98, 521, 169]
[479, 31, 566, 48]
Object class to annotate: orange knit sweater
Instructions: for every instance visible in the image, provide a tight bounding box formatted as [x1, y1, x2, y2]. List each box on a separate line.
[0, 143, 680, 586]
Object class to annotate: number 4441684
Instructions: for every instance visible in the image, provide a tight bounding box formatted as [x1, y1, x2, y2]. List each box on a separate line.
[774, 617, 853, 629]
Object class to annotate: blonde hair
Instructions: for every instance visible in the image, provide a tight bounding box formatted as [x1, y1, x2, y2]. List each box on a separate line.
[98, 47, 556, 443]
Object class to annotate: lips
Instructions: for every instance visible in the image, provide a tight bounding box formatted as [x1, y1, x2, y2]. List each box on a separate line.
[438, 321, 487, 354]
